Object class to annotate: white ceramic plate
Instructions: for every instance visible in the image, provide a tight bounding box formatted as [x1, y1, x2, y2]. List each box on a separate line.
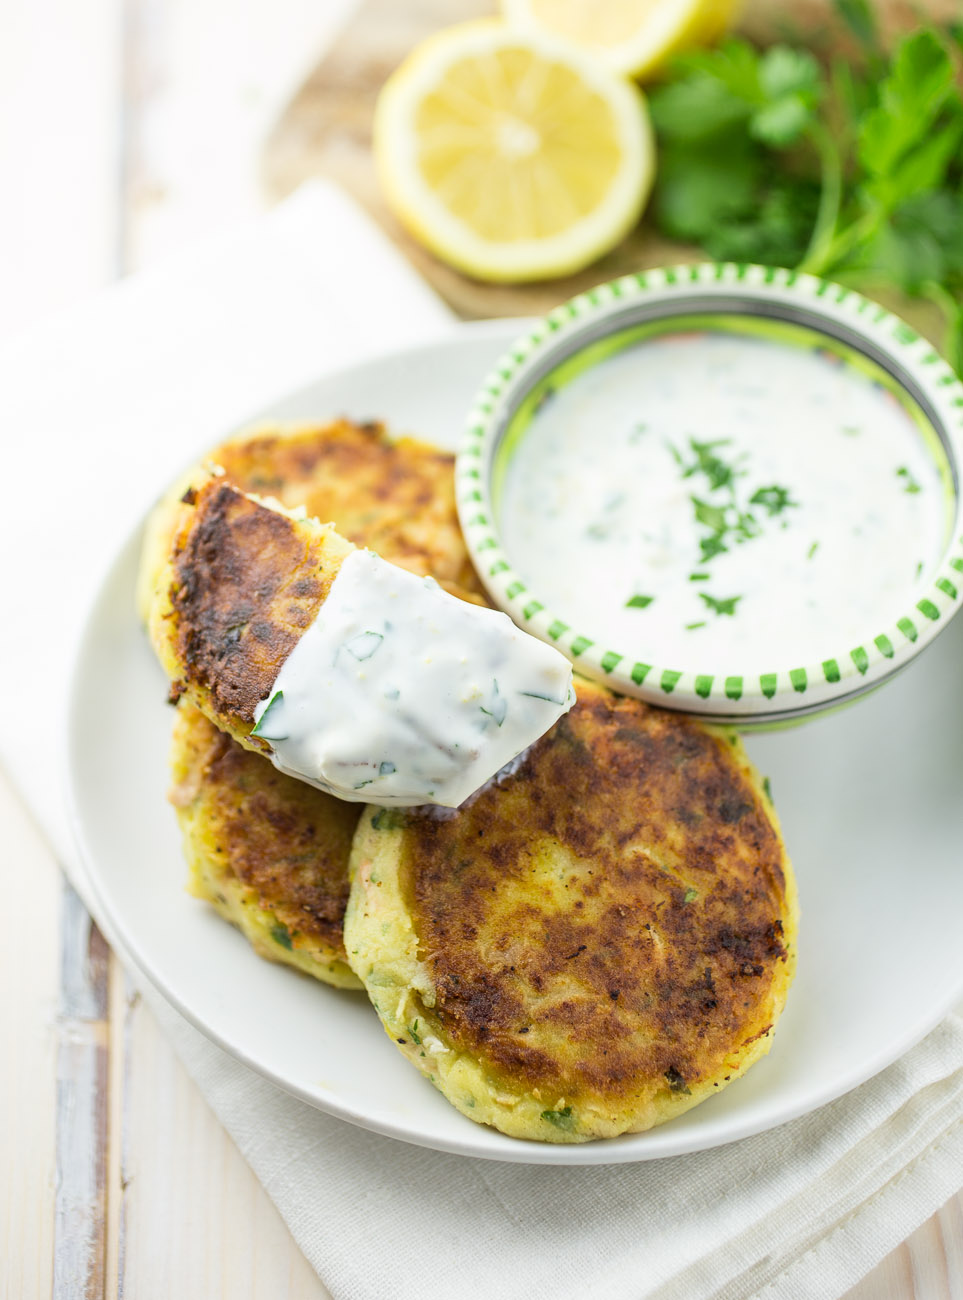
[66, 320, 963, 1165]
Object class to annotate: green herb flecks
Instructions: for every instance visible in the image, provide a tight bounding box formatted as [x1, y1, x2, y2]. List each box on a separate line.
[649, 18, 963, 372]
[370, 808, 406, 831]
[680, 437, 741, 491]
[519, 689, 569, 705]
[479, 679, 507, 727]
[685, 621, 707, 631]
[251, 690, 286, 741]
[668, 435, 797, 626]
[665, 1066, 692, 1095]
[750, 485, 798, 517]
[407, 1020, 422, 1046]
[345, 631, 384, 661]
[700, 593, 743, 617]
[540, 1106, 576, 1131]
[808, 541, 820, 559]
[271, 922, 293, 951]
[896, 466, 922, 494]
[626, 594, 655, 609]
[691, 494, 730, 536]
[683, 887, 699, 903]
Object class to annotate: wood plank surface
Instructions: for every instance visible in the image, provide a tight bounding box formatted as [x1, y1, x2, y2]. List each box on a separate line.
[52, 888, 110, 1300]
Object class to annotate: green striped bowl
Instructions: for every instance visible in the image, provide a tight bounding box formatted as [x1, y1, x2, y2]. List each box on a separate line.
[456, 263, 963, 725]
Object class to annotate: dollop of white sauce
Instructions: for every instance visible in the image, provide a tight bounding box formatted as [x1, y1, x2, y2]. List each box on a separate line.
[500, 331, 950, 674]
[252, 549, 574, 808]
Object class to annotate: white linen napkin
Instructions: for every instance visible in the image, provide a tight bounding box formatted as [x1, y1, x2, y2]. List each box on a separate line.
[2, 180, 961, 1300]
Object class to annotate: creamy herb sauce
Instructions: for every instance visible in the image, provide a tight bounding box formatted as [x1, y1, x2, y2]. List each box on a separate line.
[500, 331, 948, 674]
[252, 549, 574, 808]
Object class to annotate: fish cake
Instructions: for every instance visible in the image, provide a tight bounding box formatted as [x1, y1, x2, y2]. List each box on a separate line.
[344, 679, 798, 1143]
[169, 702, 363, 988]
[145, 432, 486, 985]
[147, 473, 355, 751]
[137, 419, 485, 623]
[211, 420, 485, 598]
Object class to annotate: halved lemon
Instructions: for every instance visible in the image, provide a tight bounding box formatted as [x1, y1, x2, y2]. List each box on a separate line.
[501, 0, 740, 80]
[374, 20, 654, 283]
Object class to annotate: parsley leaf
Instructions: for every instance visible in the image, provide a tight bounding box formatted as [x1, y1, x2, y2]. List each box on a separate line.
[749, 485, 798, 516]
[700, 593, 743, 616]
[650, 19, 963, 371]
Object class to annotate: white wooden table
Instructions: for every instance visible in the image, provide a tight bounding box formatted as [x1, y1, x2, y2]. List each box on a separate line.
[1, 1, 961, 1294]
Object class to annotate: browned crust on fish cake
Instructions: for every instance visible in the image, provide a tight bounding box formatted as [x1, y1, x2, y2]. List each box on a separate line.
[158, 477, 354, 743]
[395, 683, 791, 1106]
[170, 704, 359, 962]
[212, 420, 485, 597]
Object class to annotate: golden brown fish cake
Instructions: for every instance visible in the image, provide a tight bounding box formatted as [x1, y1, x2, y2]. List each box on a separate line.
[169, 702, 362, 988]
[147, 474, 356, 750]
[345, 679, 798, 1143]
[136, 420, 485, 624]
[144, 449, 488, 986]
[211, 420, 485, 598]
[146, 473, 485, 752]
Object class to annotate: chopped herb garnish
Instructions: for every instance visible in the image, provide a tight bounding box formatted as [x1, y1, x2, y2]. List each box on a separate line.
[699, 534, 728, 563]
[345, 630, 384, 661]
[354, 779, 374, 789]
[251, 690, 286, 741]
[669, 437, 799, 628]
[519, 690, 568, 705]
[540, 1105, 576, 1130]
[683, 887, 699, 903]
[665, 1067, 691, 1095]
[407, 1020, 422, 1045]
[916, 561, 924, 580]
[686, 621, 707, 630]
[691, 495, 729, 535]
[896, 466, 922, 494]
[749, 485, 798, 516]
[271, 922, 293, 950]
[680, 437, 739, 491]
[763, 776, 773, 802]
[479, 679, 507, 726]
[370, 808, 405, 831]
[626, 594, 655, 609]
[700, 592, 743, 616]
[807, 541, 820, 559]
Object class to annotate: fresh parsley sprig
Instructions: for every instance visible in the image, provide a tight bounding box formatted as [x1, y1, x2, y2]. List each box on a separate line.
[649, 6, 963, 370]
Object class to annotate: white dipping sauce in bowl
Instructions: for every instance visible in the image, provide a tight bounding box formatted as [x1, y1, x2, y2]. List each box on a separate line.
[459, 266, 963, 723]
[498, 326, 950, 676]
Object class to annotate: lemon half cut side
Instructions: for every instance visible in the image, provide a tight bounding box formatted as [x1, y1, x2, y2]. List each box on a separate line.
[374, 20, 655, 283]
[501, 0, 740, 79]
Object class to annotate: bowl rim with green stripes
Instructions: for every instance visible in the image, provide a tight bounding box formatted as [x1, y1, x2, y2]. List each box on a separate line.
[455, 262, 963, 726]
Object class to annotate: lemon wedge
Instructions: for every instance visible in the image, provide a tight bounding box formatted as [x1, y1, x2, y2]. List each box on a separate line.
[501, 0, 739, 79]
[374, 20, 654, 283]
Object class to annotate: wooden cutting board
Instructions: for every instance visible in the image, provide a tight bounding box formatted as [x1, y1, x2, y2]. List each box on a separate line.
[263, 0, 954, 336]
